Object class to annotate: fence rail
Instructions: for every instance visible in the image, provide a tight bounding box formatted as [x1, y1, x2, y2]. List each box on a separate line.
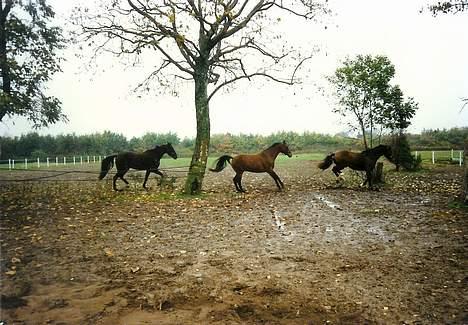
[0, 155, 103, 170]
[413, 150, 464, 166]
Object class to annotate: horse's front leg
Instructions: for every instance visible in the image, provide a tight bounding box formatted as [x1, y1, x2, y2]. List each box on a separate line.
[363, 169, 373, 189]
[267, 170, 284, 191]
[153, 169, 164, 186]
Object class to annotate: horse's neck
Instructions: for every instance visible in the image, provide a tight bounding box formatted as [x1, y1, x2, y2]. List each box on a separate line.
[262, 146, 281, 161]
[367, 149, 384, 162]
[147, 147, 164, 159]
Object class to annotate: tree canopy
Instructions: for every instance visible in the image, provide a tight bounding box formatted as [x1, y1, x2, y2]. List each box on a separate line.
[0, 0, 66, 127]
[327, 54, 418, 149]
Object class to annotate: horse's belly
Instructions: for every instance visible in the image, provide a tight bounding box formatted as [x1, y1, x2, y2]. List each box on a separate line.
[128, 157, 158, 170]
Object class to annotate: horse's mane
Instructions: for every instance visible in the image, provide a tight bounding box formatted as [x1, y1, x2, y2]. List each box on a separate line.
[267, 142, 282, 149]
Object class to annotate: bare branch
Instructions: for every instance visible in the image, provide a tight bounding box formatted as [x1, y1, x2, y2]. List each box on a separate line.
[209, 72, 294, 102]
[127, 0, 198, 67]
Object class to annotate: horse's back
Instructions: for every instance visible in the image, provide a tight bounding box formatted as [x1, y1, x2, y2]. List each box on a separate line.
[232, 154, 270, 173]
[334, 150, 366, 170]
[115, 151, 157, 170]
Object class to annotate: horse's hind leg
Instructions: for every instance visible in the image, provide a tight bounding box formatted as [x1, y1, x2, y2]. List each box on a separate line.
[331, 165, 346, 187]
[113, 174, 120, 191]
[113, 169, 129, 191]
[332, 165, 342, 177]
[233, 173, 245, 193]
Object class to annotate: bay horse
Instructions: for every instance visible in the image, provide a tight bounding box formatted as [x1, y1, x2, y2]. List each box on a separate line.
[99, 143, 177, 191]
[209, 141, 292, 192]
[318, 144, 393, 189]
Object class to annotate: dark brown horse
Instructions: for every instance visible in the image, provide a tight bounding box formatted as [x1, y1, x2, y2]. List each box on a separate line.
[210, 141, 292, 192]
[99, 143, 177, 191]
[318, 144, 393, 189]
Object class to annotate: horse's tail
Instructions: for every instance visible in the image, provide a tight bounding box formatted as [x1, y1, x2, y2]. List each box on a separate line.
[318, 153, 335, 170]
[209, 155, 233, 172]
[99, 155, 117, 180]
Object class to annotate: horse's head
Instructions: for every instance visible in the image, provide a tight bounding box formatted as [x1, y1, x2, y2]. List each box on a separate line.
[163, 143, 178, 159]
[279, 140, 292, 157]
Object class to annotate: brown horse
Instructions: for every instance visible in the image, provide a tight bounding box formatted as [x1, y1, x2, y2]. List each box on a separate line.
[318, 144, 393, 189]
[210, 141, 292, 192]
[99, 143, 177, 191]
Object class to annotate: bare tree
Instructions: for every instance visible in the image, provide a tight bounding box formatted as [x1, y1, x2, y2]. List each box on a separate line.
[73, 0, 329, 194]
[427, 0, 468, 15]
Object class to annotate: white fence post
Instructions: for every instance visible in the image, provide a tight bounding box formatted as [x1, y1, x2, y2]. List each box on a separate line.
[93, 156, 96, 163]
[460, 151, 463, 167]
[432, 151, 435, 164]
[12, 159, 15, 169]
[80, 156, 83, 165]
[63, 157, 66, 166]
[56, 157, 58, 166]
[8, 159, 11, 170]
[37, 157, 40, 168]
[47, 157, 50, 167]
[87, 156, 90, 164]
[73, 156, 76, 165]
[25, 158, 28, 169]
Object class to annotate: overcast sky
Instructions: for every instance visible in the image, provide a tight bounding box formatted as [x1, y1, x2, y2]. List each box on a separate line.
[1, 0, 467, 139]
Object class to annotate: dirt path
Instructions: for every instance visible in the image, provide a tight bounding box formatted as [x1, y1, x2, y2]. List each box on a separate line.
[1, 162, 466, 324]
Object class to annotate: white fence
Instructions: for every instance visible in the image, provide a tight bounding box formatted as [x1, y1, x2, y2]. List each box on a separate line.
[413, 150, 464, 166]
[0, 156, 103, 170]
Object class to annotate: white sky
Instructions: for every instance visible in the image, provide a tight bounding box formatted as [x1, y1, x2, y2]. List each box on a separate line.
[1, 0, 467, 139]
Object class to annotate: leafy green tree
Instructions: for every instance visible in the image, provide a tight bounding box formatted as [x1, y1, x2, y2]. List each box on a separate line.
[136, 132, 180, 151]
[328, 55, 414, 150]
[73, 0, 329, 194]
[380, 86, 419, 171]
[97, 131, 129, 154]
[0, 0, 66, 127]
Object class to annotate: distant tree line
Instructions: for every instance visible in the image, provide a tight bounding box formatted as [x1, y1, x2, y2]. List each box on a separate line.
[0, 127, 466, 160]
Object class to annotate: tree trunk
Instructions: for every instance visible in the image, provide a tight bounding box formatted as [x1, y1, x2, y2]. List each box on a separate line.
[464, 140, 468, 204]
[373, 162, 384, 184]
[0, 1, 12, 122]
[393, 133, 401, 171]
[184, 65, 210, 195]
[360, 123, 368, 150]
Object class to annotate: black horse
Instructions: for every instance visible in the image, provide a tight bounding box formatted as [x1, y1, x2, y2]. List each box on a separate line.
[318, 144, 393, 189]
[99, 143, 177, 191]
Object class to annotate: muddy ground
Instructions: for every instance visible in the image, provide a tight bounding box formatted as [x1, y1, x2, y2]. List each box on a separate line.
[0, 160, 466, 324]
